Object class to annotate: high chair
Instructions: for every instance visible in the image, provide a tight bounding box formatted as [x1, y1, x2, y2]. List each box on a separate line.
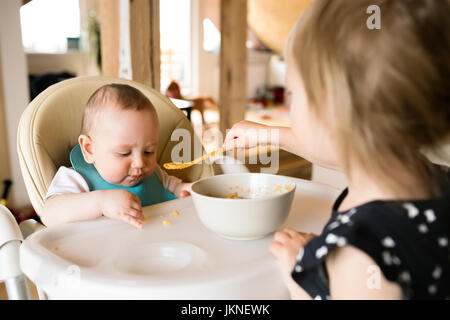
[17, 76, 216, 216]
[1, 76, 232, 299]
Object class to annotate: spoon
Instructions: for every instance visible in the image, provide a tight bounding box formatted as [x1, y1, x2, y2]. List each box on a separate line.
[163, 145, 274, 170]
[163, 147, 227, 170]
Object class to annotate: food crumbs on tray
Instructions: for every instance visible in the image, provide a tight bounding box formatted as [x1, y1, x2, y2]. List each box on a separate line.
[162, 220, 171, 226]
[171, 210, 180, 216]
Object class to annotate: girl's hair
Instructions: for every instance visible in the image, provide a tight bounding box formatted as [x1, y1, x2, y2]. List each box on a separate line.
[81, 83, 158, 135]
[288, 0, 450, 195]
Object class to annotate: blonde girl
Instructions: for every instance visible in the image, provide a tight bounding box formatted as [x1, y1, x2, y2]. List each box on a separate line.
[224, 0, 450, 299]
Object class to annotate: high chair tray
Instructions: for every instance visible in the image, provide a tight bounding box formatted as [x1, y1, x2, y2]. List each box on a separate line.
[20, 178, 341, 299]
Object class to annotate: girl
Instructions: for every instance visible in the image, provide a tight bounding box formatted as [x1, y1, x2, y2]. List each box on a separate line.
[223, 0, 450, 299]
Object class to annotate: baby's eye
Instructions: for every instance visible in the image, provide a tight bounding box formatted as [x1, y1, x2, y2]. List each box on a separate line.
[117, 152, 131, 157]
[144, 151, 155, 155]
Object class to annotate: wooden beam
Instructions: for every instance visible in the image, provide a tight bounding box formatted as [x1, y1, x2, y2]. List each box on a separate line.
[99, 0, 120, 77]
[0, 43, 12, 184]
[130, 0, 160, 90]
[219, 0, 247, 135]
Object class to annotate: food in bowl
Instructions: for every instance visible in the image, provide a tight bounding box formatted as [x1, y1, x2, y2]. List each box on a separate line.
[224, 192, 246, 199]
[191, 173, 296, 240]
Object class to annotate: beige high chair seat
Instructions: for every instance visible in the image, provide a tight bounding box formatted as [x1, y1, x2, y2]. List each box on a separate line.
[17, 76, 214, 217]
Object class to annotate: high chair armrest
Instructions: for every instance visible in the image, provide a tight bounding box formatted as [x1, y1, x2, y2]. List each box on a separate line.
[0, 205, 23, 247]
[19, 219, 45, 239]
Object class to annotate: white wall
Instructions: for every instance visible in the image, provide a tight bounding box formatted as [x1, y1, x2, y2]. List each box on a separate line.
[0, 0, 31, 208]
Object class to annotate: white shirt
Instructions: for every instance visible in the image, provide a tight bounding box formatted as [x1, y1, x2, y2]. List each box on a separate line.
[44, 164, 183, 201]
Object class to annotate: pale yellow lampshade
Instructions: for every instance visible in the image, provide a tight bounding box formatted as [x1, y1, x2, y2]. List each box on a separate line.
[248, 0, 315, 55]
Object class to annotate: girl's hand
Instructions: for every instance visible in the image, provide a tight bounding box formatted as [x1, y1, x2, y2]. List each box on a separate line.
[269, 228, 316, 276]
[223, 120, 274, 150]
[100, 189, 144, 228]
[269, 228, 316, 299]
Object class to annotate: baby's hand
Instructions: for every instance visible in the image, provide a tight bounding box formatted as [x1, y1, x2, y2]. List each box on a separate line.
[99, 189, 144, 228]
[269, 228, 316, 275]
[223, 120, 272, 151]
[178, 182, 193, 198]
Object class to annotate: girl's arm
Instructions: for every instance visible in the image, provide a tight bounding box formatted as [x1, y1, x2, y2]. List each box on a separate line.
[326, 245, 403, 299]
[223, 121, 342, 171]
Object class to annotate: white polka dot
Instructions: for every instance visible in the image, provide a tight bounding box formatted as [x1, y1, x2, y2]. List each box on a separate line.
[432, 266, 442, 279]
[325, 233, 339, 244]
[399, 271, 411, 283]
[296, 248, 305, 262]
[382, 237, 396, 248]
[382, 251, 392, 266]
[418, 224, 428, 233]
[403, 203, 419, 219]
[294, 265, 303, 273]
[327, 221, 340, 230]
[315, 246, 328, 259]
[338, 214, 350, 224]
[438, 237, 448, 247]
[314, 295, 322, 300]
[428, 284, 437, 295]
[336, 237, 347, 247]
[348, 208, 357, 216]
[392, 255, 401, 266]
[424, 209, 436, 223]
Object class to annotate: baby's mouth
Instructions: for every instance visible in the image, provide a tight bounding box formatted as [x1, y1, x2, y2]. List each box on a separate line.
[128, 174, 144, 182]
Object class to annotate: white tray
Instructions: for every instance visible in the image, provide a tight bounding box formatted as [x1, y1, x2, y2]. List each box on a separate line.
[20, 178, 341, 299]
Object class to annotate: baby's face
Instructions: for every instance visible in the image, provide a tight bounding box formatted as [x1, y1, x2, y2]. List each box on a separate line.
[87, 106, 159, 187]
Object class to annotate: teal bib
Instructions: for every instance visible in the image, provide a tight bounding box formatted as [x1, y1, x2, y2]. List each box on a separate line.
[70, 144, 177, 207]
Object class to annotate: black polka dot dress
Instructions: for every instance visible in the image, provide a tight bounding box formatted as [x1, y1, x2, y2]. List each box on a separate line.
[291, 170, 450, 300]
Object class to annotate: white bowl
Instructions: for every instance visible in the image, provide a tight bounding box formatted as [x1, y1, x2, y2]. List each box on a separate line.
[191, 173, 296, 240]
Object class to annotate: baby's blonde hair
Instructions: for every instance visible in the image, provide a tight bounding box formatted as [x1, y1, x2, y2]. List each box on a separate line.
[82, 83, 158, 135]
[288, 0, 450, 195]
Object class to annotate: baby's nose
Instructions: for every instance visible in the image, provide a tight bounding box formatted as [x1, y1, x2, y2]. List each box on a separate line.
[131, 154, 145, 168]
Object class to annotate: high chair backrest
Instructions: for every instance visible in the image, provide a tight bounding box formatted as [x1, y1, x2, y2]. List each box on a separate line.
[17, 76, 214, 216]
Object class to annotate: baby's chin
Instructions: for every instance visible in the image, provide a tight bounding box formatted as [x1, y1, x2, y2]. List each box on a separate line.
[105, 173, 150, 188]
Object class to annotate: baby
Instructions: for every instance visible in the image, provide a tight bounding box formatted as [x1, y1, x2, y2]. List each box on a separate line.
[224, 0, 450, 299]
[42, 83, 192, 228]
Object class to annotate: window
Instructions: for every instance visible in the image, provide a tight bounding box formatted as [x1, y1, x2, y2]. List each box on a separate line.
[160, 0, 191, 96]
[20, 0, 80, 53]
[203, 18, 220, 53]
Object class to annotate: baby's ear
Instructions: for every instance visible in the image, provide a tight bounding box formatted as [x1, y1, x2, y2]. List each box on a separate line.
[78, 135, 95, 164]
